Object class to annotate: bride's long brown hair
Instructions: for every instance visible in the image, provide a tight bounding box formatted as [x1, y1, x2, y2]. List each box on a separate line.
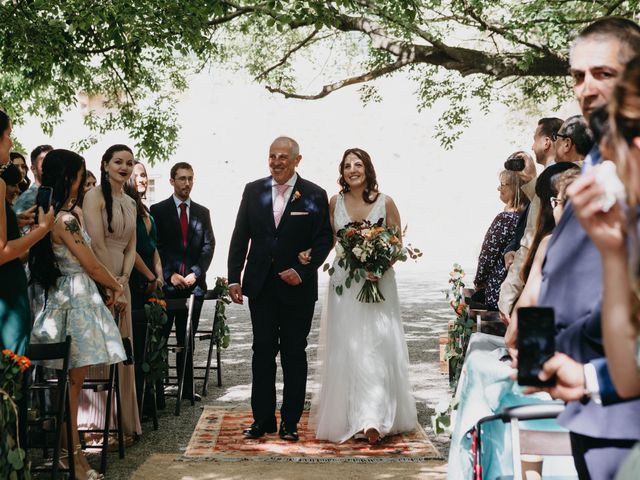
[338, 148, 379, 204]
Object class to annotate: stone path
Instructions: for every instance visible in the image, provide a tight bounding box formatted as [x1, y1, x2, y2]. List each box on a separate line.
[104, 272, 452, 479]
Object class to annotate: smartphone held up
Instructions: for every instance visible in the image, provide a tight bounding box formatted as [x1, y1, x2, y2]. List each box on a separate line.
[517, 307, 556, 387]
[35, 186, 53, 224]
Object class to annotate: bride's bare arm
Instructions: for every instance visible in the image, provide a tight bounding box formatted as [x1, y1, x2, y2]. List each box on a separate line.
[384, 195, 402, 241]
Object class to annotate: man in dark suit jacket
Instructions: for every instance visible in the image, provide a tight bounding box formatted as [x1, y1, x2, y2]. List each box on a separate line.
[533, 18, 640, 479]
[228, 136, 332, 441]
[151, 161, 215, 402]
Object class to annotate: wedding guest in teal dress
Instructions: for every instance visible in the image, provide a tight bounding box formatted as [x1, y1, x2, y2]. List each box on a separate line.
[0, 110, 53, 355]
[124, 161, 166, 411]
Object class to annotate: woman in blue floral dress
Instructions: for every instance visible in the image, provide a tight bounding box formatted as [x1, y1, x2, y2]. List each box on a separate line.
[30, 149, 126, 480]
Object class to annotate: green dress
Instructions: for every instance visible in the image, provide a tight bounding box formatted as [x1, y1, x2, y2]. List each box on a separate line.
[130, 213, 158, 310]
[0, 202, 30, 355]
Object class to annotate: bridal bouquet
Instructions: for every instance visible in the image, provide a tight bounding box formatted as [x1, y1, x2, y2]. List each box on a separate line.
[324, 218, 421, 303]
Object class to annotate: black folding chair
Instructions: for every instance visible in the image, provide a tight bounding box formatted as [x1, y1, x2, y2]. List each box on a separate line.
[25, 335, 75, 479]
[164, 293, 196, 416]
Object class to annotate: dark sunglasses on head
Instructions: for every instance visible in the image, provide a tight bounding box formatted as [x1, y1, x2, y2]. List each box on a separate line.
[552, 131, 572, 142]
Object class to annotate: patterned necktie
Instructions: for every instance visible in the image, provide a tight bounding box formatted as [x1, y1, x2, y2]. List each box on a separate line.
[179, 202, 188, 247]
[273, 184, 289, 228]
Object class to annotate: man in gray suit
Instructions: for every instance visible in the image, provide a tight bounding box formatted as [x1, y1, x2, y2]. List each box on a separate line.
[531, 17, 640, 479]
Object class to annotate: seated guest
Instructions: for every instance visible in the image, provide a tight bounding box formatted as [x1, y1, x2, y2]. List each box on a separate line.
[473, 170, 528, 309]
[505, 164, 580, 348]
[10, 151, 30, 194]
[553, 115, 594, 164]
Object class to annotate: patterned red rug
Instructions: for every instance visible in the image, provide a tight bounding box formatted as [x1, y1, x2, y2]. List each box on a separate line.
[183, 407, 441, 463]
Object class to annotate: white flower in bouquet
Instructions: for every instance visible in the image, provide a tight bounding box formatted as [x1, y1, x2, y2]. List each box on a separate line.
[335, 242, 345, 258]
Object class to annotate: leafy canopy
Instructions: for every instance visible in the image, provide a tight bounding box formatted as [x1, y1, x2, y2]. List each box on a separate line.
[1, 1, 637, 162]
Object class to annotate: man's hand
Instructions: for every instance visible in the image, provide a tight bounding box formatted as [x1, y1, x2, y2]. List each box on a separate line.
[170, 273, 188, 289]
[184, 273, 197, 287]
[524, 352, 586, 401]
[516, 153, 537, 184]
[504, 251, 516, 270]
[229, 284, 243, 305]
[17, 206, 36, 228]
[279, 268, 302, 286]
[298, 249, 312, 265]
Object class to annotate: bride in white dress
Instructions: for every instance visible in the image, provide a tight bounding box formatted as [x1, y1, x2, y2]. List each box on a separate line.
[309, 148, 417, 444]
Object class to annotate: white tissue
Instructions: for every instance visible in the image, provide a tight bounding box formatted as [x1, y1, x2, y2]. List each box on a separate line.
[595, 161, 626, 212]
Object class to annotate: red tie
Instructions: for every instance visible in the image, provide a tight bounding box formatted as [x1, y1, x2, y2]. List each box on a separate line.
[179, 202, 188, 247]
[179, 203, 188, 275]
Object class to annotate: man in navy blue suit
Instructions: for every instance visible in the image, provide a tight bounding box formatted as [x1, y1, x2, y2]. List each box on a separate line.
[531, 18, 640, 479]
[151, 162, 215, 403]
[228, 137, 333, 441]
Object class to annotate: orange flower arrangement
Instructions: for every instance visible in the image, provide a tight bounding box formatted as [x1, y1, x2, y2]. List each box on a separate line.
[1, 349, 30, 372]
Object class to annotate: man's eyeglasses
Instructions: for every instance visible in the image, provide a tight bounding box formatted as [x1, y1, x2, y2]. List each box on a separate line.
[550, 197, 565, 209]
[552, 131, 572, 142]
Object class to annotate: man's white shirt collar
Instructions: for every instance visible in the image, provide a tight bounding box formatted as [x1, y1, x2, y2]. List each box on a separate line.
[173, 195, 191, 209]
[271, 173, 298, 188]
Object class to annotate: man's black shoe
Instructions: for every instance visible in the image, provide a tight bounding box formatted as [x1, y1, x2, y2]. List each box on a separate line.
[279, 421, 299, 441]
[243, 422, 277, 439]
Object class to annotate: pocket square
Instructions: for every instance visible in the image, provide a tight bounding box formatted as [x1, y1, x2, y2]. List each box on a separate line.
[290, 211, 309, 216]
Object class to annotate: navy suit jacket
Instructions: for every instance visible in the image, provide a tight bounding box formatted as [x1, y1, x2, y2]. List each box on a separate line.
[227, 175, 333, 305]
[538, 146, 640, 440]
[150, 197, 215, 297]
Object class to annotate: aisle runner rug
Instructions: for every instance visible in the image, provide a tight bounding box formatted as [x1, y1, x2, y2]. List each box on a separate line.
[183, 406, 442, 463]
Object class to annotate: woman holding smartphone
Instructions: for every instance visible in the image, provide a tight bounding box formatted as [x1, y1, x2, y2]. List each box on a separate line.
[0, 109, 53, 355]
[30, 149, 127, 480]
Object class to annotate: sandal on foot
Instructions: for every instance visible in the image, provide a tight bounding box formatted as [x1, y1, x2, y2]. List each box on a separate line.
[365, 428, 381, 445]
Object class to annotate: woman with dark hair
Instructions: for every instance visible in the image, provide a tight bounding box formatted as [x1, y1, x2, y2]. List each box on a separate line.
[29, 149, 126, 480]
[79, 144, 141, 442]
[310, 148, 417, 444]
[3, 161, 22, 205]
[0, 110, 53, 354]
[473, 169, 529, 310]
[83, 170, 96, 195]
[10, 151, 30, 193]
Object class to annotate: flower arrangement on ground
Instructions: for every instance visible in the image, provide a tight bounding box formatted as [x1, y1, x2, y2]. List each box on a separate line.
[324, 218, 422, 303]
[444, 263, 473, 388]
[211, 277, 232, 349]
[143, 290, 169, 383]
[1, 349, 31, 479]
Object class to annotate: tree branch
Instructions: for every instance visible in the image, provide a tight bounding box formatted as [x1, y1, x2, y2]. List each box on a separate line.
[265, 58, 410, 100]
[255, 28, 320, 81]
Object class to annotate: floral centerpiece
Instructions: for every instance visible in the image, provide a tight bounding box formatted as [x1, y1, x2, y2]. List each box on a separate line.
[1, 349, 31, 479]
[324, 218, 421, 303]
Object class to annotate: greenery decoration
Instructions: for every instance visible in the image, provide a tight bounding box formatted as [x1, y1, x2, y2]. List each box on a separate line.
[211, 277, 232, 349]
[142, 290, 169, 383]
[444, 263, 473, 389]
[0, 349, 31, 480]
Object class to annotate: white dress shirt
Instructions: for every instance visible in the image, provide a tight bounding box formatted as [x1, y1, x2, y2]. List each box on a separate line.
[271, 173, 298, 205]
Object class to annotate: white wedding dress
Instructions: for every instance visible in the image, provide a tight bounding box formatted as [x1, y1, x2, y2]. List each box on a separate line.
[310, 193, 418, 443]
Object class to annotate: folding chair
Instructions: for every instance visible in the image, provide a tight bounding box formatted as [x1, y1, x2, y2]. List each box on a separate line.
[193, 288, 223, 395]
[133, 308, 159, 430]
[25, 335, 75, 479]
[164, 293, 196, 416]
[473, 403, 575, 480]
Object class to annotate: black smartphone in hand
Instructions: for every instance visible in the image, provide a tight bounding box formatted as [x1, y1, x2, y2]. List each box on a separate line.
[517, 307, 556, 387]
[35, 186, 53, 223]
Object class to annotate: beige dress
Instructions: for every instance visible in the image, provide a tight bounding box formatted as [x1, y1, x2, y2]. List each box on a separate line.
[78, 193, 142, 437]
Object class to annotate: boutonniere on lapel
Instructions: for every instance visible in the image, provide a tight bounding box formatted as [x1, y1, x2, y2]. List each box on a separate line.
[290, 190, 301, 203]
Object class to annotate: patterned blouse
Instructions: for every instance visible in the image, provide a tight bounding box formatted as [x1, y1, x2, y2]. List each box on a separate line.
[474, 211, 520, 309]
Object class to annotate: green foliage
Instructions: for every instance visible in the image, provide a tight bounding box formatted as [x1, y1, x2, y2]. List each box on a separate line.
[444, 263, 472, 389]
[1, 350, 31, 480]
[142, 290, 169, 383]
[0, 1, 637, 159]
[210, 277, 232, 349]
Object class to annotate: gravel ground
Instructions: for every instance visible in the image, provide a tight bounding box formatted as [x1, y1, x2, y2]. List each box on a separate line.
[99, 272, 453, 479]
